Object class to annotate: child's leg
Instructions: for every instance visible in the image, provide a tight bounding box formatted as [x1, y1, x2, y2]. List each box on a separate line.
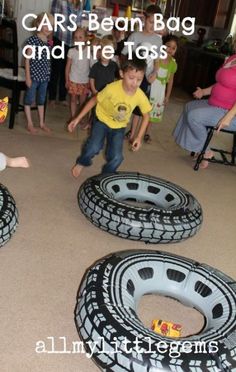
[37, 81, 51, 132]
[38, 106, 51, 133]
[70, 94, 78, 119]
[24, 106, 38, 134]
[71, 119, 107, 178]
[79, 93, 87, 107]
[6, 156, 30, 168]
[129, 114, 141, 143]
[24, 81, 38, 133]
[0, 152, 29, 170]
[79, 93, 91, 130]
[144, 122, 152, 143]
[102, 127, 125, 173]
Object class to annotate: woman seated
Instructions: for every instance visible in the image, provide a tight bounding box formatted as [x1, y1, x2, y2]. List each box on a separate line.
[173, 54, 236, 168]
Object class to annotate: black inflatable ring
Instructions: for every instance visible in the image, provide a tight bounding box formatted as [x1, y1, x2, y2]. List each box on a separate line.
[0, 184, 18, 247]
[75, 250, 236, 371]
[78, 172, 203, 243]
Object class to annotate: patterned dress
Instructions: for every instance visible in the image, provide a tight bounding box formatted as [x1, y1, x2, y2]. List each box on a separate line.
[149, 56, 177, 123]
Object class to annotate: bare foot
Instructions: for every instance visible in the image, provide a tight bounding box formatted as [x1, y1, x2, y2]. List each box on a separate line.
[40, 125, 51, 133]
[27, 125, 38, 134]
[199, 150, 214, 169]
[71, 164, 83, 178]
[7, 156, 30, 168]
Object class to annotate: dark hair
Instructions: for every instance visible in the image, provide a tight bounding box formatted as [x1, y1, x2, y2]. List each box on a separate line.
[113, 20, 125, 31]
[145, 4, 162, 17]
[120, 54, 147, 73]
[162, 34, 179, 46]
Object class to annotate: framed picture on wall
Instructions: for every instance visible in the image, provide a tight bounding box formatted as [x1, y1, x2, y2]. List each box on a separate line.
[132, 0, 144, 12]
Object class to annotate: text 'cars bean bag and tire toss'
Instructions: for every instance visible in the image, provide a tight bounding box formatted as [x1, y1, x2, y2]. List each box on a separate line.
[75, 250, 236, 372]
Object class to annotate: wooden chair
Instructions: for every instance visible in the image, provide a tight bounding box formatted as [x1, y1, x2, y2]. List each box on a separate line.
[194, 126, 236, 171]
[0, 17, 27, 129]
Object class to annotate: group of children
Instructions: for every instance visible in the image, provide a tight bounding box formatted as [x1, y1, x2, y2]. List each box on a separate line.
[21, 4, 178, 178]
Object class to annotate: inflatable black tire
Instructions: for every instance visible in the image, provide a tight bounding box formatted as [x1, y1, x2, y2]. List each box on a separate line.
[78, 172, 203, 243]
[75, 250, 236, 372]
[0, 184, 18, 247]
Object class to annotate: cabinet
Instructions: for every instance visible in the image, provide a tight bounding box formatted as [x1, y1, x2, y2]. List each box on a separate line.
[177, 46, 225, 93]
[165, 0, 234, 28]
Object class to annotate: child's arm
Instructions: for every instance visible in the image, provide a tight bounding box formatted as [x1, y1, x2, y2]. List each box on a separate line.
[147, 59, 160, 84]
[131, 112, 150, 151]
[164, 73, 174, 105]
[24, 48, 32, 88]
[68, 95, 97, 132]
[65, 57, 72, 89]
[89, 78, 98, 95]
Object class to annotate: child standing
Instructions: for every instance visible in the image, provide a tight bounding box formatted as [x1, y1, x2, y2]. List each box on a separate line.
[121, 5, 163, 144]
[149, 35, 178, 123]
[89, 38, 119, 95]
[89, 36, 101, 69]
[65, 27, 90, 119]
[67, 56, 152, 178]
[24, 12, 54, 134]
[49, 0, 81, 107]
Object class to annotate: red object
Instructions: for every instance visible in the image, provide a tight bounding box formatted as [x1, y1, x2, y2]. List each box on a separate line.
[112, 3, 119, 17]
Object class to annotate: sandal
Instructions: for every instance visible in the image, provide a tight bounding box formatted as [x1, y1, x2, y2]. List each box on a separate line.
[144, 134, 151, 144]
[199, 150, 214, 169]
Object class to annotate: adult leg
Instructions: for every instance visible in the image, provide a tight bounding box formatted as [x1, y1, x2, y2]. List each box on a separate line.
[173, 100, 229, 153]
[102, 127, 125, 173]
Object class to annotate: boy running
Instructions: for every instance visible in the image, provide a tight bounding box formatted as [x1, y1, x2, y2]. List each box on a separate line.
[68, 56, 152, 177]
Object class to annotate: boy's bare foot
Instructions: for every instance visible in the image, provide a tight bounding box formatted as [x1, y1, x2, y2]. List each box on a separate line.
[7, 156, 30, 168]
[40, 125, 51, 133]
[71, 164, 83, 178]
[27, 125, 38, 134]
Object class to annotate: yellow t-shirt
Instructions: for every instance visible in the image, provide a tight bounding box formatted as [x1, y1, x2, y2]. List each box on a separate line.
[96, 80, 152, 129]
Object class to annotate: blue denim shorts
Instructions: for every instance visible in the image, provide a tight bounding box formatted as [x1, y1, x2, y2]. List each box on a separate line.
[24, 80, 48, 105]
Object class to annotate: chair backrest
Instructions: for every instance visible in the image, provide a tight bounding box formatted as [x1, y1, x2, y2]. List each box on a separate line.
[0, 18, 18, 76]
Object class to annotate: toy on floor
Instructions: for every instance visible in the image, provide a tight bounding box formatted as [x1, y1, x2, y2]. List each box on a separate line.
[0, 97, 8, 123]
[151, 319, 182, 337]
